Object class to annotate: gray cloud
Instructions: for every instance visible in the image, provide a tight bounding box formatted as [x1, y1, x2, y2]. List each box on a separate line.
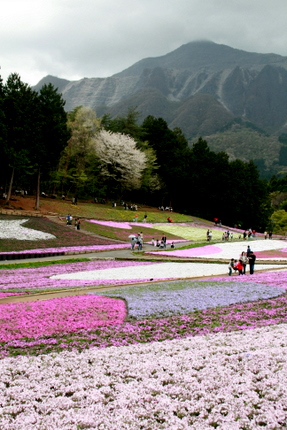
[1, 0, 287, 85]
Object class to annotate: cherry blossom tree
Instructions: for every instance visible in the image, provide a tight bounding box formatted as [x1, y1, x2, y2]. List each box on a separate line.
[93, 129, 147, 195]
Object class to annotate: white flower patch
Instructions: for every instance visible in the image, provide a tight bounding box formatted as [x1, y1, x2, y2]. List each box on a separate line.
[1, 324, 287, 429]
[0, 220, 55, 240]
[51, 262, 286, 281]
[153, 239, 287, 260]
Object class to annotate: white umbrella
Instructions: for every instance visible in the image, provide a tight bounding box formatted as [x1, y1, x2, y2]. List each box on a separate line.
[128, 234, 137, 238]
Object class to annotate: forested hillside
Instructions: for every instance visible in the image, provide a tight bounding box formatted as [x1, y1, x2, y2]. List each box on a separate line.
[0, 74, 273, 230]
[34, 41, 287, 175]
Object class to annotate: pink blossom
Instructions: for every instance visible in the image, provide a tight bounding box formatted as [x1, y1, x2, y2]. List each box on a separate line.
[0, 295, 126, 342]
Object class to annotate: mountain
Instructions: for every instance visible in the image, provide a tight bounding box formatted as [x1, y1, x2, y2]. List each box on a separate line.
[35, 41, 287, 156]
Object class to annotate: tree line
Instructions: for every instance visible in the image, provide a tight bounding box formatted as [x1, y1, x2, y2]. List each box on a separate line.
[0, 73, 69, 209]
[0, 74, 272, 230]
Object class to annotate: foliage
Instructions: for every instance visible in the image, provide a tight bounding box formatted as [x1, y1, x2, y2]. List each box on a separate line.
[202, 121, 281, 176]
[0, 73, 275, 230]
[2, 74, 39, 197]
[101, 109, 161, 200]
[58, 106, 101, 196]
[142, 115, 190, 207]
[101, 107, 143, 143]
[270, 210, 287, 234]
[1, 74, 69, 207]
[36, 83, 69, 172]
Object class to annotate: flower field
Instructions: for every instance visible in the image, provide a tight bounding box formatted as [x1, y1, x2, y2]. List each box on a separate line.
[0, 219, 56, 240]
[150, 239, 287, 260]
[2, 218, 287, 428]
[0, 216, 117, 252]
[87, 219, 230, 240]
[1, 259, 285, 297]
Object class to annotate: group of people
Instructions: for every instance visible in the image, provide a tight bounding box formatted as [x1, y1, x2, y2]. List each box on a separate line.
[159, 206, 173, 212]
[130, 232, 144, 250]
[66, 214, 81, 230]
[123, 202, 138, 211]
[222, 230, 234, 241]
[228, 245, 256, 276]
[151, 237, 175, 249]
[130, 234, 175, 251]
[242, 229, 256, 239]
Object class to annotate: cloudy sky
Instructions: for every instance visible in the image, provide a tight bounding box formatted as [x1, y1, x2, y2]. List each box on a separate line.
[1, 0, 287, 86]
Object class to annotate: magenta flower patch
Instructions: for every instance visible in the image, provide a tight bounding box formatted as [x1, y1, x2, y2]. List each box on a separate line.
[87, 220, 133, 229]
[0, 243, 130, 255]
[150, 245, 222, 257]
[0, 295, 126, 342]
[0, 260, 154, 295]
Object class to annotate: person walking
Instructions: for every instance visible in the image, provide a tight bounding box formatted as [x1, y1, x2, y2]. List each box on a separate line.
[131, 236, 137, 250]
[74, 218, 78, 229]
[137, 233, 143, 251]
[248, 251, 256, 274]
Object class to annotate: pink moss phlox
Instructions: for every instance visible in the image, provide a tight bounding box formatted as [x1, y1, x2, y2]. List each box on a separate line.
[0, 243, 130, 255]
[0, 260, 155, 295]
[206, 270, 287, 289]
[87, 220, 133, 229]
[0, 295, 126, 342]
[3, 291, 287, 357]
[150, 245, 222, 257]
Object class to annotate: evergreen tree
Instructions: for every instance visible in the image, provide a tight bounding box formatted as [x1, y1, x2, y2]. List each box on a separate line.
[3, 73, 38, 201]
[101, 108, 143, 143]
[142, 116, 190, 208]
[33, 83, 69, 208]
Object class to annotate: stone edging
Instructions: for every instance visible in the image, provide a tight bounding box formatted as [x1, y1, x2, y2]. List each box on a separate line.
[0, 209, 43, 217]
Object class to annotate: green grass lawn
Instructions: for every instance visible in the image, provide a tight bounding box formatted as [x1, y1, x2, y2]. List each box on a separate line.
[0, 198, 228, 251]
[25, 197, 195, 223]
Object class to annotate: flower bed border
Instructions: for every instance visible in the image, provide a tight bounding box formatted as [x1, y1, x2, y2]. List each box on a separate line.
[0, 251, 66, 260]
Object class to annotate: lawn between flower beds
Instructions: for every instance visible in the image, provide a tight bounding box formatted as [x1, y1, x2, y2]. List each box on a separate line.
[84, 219, 236, 242]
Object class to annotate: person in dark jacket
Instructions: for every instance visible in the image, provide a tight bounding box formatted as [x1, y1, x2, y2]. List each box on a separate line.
[248, 251, 256, 274]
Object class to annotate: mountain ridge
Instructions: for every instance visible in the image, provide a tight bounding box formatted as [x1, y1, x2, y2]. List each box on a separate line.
[34, 41, 287, 169]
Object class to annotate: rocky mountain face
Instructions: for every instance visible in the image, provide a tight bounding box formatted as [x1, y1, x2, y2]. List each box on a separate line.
[35, 41, 287, 139]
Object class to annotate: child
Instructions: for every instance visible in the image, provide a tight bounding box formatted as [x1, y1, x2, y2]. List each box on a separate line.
[234, 259, 243, 275]
[228, 258, 235, 276]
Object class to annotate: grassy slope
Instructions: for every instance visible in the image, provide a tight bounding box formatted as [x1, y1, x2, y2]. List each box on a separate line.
[1, 197, 212, 251]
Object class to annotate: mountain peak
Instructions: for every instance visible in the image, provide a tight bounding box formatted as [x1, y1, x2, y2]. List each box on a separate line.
[35, 41, 287, 139]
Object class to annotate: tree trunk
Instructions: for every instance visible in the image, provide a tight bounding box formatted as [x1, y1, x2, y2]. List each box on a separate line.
[35, 167, 41, 210]
[5, 167, 15, 204]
